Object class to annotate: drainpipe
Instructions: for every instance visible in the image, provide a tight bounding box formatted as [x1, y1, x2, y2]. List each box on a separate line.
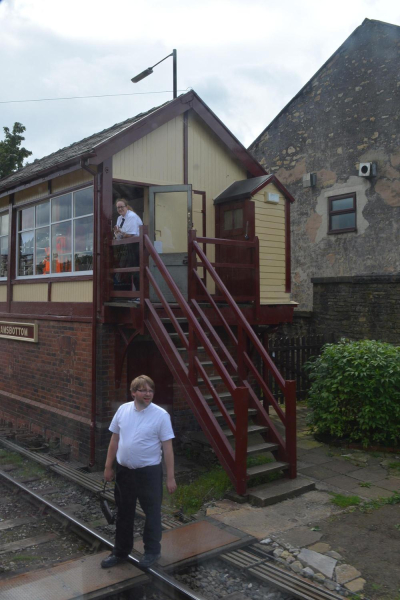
[80, 159, 99, 467]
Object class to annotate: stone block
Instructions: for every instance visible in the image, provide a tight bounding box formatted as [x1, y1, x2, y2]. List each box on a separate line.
[335, 564, 362, 584]
[344, 578, 366, 592]
[298, 548, 337, 578]
[307, 542, 331, 553]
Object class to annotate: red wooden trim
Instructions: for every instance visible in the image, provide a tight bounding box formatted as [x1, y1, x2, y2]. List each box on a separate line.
[211, 262, 256, 269]
[233, 387, 249, 495]
[285, 380, 297, 478]
[249, 174, 296, 204]
[254, 235, 261, 320]
[12, 275, 93, 285]
[6, 198, 15, 313]
[111, 236, 140, 246]
[112, 178, 158, 187]
[47, 281, 52, 302]
[8, 302, 92, 318]
[285, 198, 291, 293]
[183, 111, 189, 184]
[100, 158, 113, 311]
[11, 181, 94, 210]
[0, 161, 94, 198]
[196, 236, 257, 248]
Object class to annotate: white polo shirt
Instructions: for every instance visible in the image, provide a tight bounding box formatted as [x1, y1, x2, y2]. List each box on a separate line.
[109, 401, 174, 469]
[117, 210, 143, 236]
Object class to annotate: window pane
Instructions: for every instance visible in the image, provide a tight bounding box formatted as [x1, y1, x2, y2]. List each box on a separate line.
[331, 213, 356, 231]
[1, 213, 9, 236]
[36, 202, 50, 227]
[74, 187, 93, 217]
[52, 222, 72, 273]
[19, 207, 34, 231]
[223, 210, 232, 230]
[0, 236, 8, 277]
[52, 194, 72, 222]
[74, 216, 93, 271]
[331, 197, 354, 212]
[35, 227, 50, 275]
[19, 231, 34, 276]
[233, 208, 243, 229]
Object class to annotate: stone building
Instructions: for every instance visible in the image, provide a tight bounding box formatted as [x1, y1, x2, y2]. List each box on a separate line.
[249, 19, 400, 342]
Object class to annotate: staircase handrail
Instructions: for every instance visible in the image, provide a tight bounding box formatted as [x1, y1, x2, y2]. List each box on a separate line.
[193, 240, 286, 392]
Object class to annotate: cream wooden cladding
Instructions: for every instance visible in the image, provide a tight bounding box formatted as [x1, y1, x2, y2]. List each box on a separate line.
[51, 281, 92, 303]
[0, 286, 7, 302]
[113, 116, 184, 185]
[13, 284, 47, 302]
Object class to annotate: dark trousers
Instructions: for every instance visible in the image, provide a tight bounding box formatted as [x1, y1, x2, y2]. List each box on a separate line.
[114, 462, 163, 557]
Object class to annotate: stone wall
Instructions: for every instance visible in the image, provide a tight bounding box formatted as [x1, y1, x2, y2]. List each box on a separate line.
[311, 275, 400, 344]
[249, 19, 400, 310]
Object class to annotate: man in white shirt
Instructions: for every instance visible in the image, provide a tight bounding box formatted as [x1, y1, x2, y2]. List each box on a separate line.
[101, 375, 177, 570]
[114, 199, 143, 291]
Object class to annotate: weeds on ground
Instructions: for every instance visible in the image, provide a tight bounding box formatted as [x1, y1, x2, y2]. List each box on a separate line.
[0, 449, 24, 466]
[388, 460, 400, 474]
[12, 555, 39, 562]
[330, 494, 362, 508]
[359, 492, 400, 513]
[358, 482, 372, 488]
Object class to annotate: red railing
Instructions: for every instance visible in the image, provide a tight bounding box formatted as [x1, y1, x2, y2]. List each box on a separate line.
[188, 230, 296, 478]
[109, 235, 141, 301]
[108, 226, 296, 490]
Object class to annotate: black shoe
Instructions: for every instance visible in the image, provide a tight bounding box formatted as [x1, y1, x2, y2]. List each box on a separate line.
[101, 554, 127, 569]
[137, 553, 161, 569]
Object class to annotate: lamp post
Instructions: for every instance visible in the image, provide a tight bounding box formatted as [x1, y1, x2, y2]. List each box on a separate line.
[131, 49, 177, 99]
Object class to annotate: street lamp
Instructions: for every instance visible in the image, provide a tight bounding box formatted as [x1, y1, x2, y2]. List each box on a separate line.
[131, 50, 177, 99]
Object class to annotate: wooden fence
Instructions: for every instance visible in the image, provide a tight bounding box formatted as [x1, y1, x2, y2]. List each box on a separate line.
[267, 333, 336, 401]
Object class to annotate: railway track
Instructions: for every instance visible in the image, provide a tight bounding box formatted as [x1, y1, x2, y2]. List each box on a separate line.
[0, 439, 345, 600]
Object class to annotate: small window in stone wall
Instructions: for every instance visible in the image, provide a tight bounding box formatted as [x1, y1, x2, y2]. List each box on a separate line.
[328, 193, 356, 234]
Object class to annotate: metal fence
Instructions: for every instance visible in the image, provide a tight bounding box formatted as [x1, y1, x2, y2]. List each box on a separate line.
[267, 333, 336, 401]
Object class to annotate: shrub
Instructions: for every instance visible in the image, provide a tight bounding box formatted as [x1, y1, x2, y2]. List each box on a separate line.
[305, 339, 400, 447]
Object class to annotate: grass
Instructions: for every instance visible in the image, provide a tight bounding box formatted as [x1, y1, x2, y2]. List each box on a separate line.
[12, 555, 38, 562]
[358, 481, 372, 488]
[330, 494, 362, 508]
[164, 454, 281, 515]
[0, 449, 24, 466]
[388, 460, 400, 474]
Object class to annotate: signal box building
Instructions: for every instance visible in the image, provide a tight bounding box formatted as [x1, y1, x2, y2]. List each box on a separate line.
[0, 91, 297, 494]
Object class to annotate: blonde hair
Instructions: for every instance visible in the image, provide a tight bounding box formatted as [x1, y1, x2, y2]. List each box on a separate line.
[130, 375, 155, 392]
[115, 198, 134, 211]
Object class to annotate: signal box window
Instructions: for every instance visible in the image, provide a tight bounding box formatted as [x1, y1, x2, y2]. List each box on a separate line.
[0, 212, 9, 278]
[17, 186, 93, 277]
[328, 193, 356, 234]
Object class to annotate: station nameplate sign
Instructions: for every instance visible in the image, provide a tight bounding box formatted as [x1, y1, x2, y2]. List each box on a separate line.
[0, 321, 38, 343]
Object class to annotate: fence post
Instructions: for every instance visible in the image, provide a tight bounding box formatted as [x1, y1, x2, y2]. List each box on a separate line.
[188, 323, 197, 386]
[233, 387, 248, 495]
[285, 379, 297, 479]
[237, 325, 247, 381]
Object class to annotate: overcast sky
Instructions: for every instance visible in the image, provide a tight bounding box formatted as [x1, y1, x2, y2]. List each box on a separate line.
[1, 0, 399, 164]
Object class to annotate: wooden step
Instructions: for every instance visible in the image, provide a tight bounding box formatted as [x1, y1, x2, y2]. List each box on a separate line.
[246, 442, 278, 455]
[212, 408, 258, 420]
[246, 461, 289, 477]
[222, 424, 268, 438]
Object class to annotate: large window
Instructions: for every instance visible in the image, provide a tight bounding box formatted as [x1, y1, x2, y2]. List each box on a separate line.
[328, 193, 356, 234]
[0, 212, 9, 278]
[17, 187, 93, 277]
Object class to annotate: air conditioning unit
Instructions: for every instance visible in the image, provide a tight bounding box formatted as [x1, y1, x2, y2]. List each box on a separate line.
[358, 162, 377, 177]
[302, 173, 317, 188]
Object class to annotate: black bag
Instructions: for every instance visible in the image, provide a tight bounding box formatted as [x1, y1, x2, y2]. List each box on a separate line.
[99, 481, 116, 524]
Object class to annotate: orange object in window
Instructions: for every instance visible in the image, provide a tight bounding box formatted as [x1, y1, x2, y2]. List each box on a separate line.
[43, 247, 50, 274]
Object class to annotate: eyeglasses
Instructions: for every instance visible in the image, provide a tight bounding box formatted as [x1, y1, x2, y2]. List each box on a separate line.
[116, 205, 126, 209]
[134, 389, 154, 394]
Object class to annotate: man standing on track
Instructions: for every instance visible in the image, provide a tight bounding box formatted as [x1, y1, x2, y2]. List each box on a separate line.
[101, 375, 177, 570]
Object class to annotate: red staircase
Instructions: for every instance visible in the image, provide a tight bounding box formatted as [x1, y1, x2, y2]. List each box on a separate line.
[109, 227, 296, 495]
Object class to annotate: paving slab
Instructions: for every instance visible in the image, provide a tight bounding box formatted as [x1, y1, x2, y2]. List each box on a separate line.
[275, 526, 323, 548]
[346, 467, 388, 482]
[323, 459, 364, 474]
[335, 563, 362, 584]
[345, 577, 366, 592]
[247, 476, 315, 507]
[355, 485, 396, 500]
[323, 475, 361, 492]
[135, 520, 242, 566]
[298, 465, 341, 480]
[308, 542, 331, 553]
[372, 477, 400, 492]
[297, 548, 337, 578]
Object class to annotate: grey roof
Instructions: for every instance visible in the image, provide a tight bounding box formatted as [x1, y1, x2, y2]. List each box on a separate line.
[0, 100, 171, 193]
[214, 175, 273, 204]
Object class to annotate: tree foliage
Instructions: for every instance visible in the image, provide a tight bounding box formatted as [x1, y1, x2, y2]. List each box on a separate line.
[305, 339, 400, 447]
[0, 122, 32, 179]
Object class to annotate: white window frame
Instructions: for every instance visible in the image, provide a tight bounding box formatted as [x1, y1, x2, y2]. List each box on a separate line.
[16, 185, 94, 279]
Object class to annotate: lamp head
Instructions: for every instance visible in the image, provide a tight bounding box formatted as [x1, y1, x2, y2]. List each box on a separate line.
[131, 67, 153, 83]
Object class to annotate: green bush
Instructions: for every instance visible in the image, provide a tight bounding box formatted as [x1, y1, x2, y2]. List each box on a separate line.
[305, 339, 400, 447]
